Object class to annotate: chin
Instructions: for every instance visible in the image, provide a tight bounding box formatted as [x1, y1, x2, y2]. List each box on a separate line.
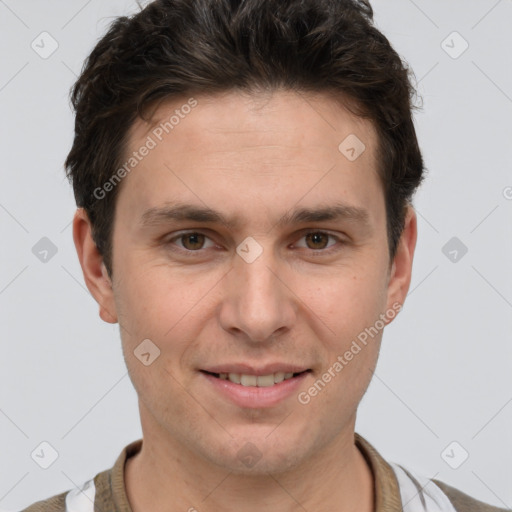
[200, 431, 312, 475]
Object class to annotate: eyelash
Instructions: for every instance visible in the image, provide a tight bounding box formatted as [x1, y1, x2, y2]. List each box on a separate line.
[165, 230, 344, 257]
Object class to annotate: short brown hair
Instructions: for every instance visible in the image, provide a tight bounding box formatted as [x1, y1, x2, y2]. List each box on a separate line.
[65, 0, 424, 277]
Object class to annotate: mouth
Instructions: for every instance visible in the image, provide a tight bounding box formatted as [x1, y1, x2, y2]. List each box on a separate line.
[199, 364, 313, 408]
[201, 369, 311, 387]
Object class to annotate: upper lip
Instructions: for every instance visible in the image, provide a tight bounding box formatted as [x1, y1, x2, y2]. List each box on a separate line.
[201, 363, 311, 375]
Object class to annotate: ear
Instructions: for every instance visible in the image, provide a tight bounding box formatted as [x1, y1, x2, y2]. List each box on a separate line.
[72, 208, 118, 324]
[385, 205, 417, 321]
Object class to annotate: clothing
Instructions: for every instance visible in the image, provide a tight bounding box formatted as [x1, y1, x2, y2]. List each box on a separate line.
[21, 433, 510, 512]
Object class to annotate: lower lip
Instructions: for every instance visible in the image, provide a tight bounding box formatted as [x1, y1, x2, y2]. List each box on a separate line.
[201, 371, 309, 408]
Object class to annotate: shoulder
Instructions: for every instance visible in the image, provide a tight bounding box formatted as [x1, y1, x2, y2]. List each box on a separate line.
[18, 473, 99, 512]
[355, 434, 510, 512]
[18, 491, 68, 512]
[390, 462, 510, 512]
[433, 478, 511, 512]
[17, 439, 141, 512]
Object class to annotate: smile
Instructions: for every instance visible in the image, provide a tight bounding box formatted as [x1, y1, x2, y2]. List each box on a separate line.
[203, 370, 310, 387]
[200, 369, 312, 408]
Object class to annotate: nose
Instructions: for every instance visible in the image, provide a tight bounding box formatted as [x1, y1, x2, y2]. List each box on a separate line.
[218, 244, 297, 344]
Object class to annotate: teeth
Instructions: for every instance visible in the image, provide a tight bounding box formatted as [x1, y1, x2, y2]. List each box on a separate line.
[257, 374, 275, 387]
[218, 371, 300, 386]
[228, 372, 241, 384]
[240, 374, 257, 386]
[274, 372, 285, 383]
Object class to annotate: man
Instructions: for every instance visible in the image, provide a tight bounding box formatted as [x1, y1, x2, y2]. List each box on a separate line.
[22, 0, 508, 511]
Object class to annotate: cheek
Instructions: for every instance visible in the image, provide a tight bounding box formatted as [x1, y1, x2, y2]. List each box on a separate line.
[299, 320, 383, 415]
[311, 259, 388, 407]
[114, 260, 203, 334]
[305, 263, 388, 344]
[112, 261, 226, 373]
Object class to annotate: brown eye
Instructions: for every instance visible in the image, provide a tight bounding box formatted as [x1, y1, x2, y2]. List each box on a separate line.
[180, 233, 206, 250]
[304, 232, 330, 250]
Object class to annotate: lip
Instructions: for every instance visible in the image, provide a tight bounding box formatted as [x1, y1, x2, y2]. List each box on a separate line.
[200, 369, 311, 408]
[201, 363, 309, 375]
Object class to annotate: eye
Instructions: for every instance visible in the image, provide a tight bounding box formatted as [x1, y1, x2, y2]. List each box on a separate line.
[168, 232, 216, 252]
[294, 231, 341, 252]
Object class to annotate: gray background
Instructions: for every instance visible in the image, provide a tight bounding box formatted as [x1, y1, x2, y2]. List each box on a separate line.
[1, 0, 511, 510]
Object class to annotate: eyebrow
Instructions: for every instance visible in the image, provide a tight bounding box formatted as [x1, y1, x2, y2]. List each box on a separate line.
[139, 201, 370, 230]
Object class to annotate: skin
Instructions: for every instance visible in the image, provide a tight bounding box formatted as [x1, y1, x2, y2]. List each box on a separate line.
[73, 89, 417, 512]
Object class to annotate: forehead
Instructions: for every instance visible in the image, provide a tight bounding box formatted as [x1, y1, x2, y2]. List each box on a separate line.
[118, 90, 382, 231]
[131, 90, 377, 161]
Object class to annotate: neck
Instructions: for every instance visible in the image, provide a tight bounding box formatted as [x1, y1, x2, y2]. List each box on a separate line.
[125, 414, 374, 512]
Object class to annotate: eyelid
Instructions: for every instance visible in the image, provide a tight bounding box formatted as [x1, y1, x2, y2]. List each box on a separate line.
[292, 230, 342, 251]
[166, 230, 217, 251]
[165, 228, 346, 256]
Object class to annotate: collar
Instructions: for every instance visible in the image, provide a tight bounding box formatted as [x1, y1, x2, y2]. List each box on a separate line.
[97, 433, 403, 511]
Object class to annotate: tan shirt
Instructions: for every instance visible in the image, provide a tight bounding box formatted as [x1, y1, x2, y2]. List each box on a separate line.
[21, 433, 510, 512]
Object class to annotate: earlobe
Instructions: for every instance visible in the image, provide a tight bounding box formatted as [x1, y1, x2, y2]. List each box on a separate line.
[72, 208, 118, 324]
[385, 205, 417, 320]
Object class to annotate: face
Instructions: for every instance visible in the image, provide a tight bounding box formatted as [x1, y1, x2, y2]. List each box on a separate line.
[75, 90, 416, 474]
